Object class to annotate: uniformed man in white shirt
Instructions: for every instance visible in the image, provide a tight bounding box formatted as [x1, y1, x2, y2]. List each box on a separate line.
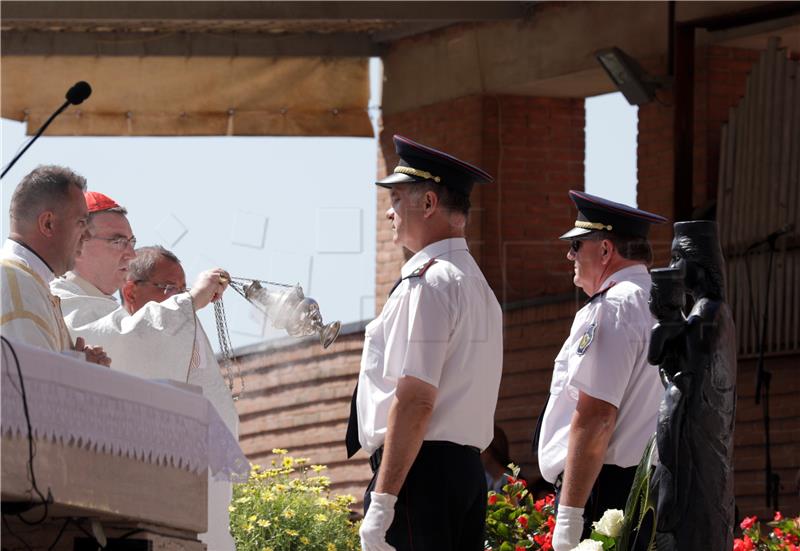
[535, 190, 667, 550]
[346, 135, 503, 551]
[1, 165, 109, 365]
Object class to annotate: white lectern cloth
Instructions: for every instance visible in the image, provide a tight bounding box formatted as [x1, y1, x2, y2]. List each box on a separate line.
[1, 338, 248, 481]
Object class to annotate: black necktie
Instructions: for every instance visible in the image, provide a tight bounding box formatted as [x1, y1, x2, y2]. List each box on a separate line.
[531, 394, 550, 455]
[345, 382, 360, 458]
[345, 277, 403, 458]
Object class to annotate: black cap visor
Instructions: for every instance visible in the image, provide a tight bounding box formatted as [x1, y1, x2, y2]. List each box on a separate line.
[375, 171, 426, 188]
[559, 227, 596, 240]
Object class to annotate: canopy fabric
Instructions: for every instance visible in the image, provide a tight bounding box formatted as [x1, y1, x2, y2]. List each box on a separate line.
[1, 55, 371, 136]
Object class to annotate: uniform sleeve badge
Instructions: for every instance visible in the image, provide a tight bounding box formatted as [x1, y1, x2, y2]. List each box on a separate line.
[576, 323, 596, 356]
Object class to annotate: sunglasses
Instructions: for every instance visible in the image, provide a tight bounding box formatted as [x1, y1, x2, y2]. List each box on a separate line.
[570, 240, 583, 253]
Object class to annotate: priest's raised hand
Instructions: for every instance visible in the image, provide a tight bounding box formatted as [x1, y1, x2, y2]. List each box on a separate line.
[188, 268, 230, 309]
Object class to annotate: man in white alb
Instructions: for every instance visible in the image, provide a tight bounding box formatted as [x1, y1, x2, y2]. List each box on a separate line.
[50, 191, 237, 551]
[345, 135, 503, 551]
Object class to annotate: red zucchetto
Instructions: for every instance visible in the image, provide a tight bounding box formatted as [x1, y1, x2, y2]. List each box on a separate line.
[84, 191, 120, 213]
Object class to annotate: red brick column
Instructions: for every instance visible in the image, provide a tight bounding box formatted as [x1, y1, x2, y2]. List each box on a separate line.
[376, 94, 585, 311]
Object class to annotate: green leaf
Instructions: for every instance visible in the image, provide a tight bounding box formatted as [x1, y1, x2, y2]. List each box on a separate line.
[499, 542, 515, 551]
[617, 433, 658, 551]
[497, 523, 511, 539]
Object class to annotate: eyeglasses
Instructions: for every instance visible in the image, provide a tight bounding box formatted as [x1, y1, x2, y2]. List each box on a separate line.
[90, 235, 137, 250]
[570, 240, 584, 253]
[135, 280, 187, 296]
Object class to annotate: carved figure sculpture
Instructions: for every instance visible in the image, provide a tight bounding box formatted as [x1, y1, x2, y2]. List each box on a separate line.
[649, 221, 737, 551]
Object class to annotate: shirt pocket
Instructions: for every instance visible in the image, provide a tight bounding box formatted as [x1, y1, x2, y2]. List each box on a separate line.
[549, 342, 570, 395]
[361, 317, 385, 378]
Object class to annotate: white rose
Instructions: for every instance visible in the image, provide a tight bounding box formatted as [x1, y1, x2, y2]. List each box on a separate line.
[592, 508, 624, 538]
[571, 540, 604, 551]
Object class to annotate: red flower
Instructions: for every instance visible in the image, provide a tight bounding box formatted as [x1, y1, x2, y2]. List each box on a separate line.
[518, 478, 527, 488]
[515, 547, 526, 551]
[733, 538, 746, 551]
[534, 498, 546, 512]
[742, 535, 755, 551]
[488, 494, 498, 505]
[740, 516, 758, 531]
[545, 494, 555, 506]
[774, 527, 784, 538]
[507, 477, 517, 485]
[541, 532, 553, 551]
[774, 511, 783, 522]
[517, 515, 528, 528]
[546, 515, 556, 532]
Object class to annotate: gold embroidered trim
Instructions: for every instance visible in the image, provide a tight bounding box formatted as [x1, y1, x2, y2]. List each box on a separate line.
[575, 220, 613, 231]
[394, 166, 441, 183]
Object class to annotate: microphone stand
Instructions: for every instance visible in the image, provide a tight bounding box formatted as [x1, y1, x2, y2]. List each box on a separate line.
[0, 100, 73, 180]
[1, 82, 91, 180]
[745, 231, 782, 510]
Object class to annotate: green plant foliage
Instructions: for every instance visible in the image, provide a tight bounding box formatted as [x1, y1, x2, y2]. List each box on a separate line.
[484, 464, 556, 551]
[229, 449, 361, 551]
[617, 434, 658, 551]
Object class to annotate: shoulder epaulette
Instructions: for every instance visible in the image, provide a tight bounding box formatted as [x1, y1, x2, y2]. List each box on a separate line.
[406, 258, 437, 279]
[388, 258, 438, 297]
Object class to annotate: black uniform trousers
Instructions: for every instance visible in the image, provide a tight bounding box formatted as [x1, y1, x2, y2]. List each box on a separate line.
[364, 441, 486, 551]
[554, 464, 637, 539]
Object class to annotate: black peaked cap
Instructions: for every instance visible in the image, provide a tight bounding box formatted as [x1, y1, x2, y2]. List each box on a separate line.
[560, 190, 668, 240]
[376, 135, 493, 196]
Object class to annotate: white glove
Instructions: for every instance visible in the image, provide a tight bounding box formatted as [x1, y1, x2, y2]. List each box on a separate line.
[359, 492, 397, 551]
[553, 504, 585, 551]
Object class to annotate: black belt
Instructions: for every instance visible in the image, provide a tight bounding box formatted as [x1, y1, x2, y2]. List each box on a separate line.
[369, 441, 480, 473]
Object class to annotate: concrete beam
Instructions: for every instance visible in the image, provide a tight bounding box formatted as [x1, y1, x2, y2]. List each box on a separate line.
[0, 1, 533, 22]
[1, 30, 384, 57]
[380, 1, 782, 115]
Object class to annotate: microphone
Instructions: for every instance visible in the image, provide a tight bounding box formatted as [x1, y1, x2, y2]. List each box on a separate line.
[0, 81, 92, 180]
[66, 81, 92, 105]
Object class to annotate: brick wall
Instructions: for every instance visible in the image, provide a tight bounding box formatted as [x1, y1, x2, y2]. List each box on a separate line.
[234, 326, 371, 505]
[495, 299, 579, 483]
[734, 354, 800, 520]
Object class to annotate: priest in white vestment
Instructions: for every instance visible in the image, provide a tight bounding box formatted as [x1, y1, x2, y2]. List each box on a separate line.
[1, 166, 109, 366]
[50, 191, 237, 551]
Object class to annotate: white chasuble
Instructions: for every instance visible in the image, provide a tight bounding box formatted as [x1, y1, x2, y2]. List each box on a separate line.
[0, 240, 72, 352]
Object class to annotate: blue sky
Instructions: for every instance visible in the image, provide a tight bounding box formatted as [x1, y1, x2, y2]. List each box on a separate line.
[1, 92, 636, 351]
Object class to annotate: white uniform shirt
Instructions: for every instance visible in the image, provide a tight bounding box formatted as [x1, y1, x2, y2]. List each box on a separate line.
[0, 239, 72, 351]
[538, 264, 662, 483]
[356, 237, 503, 455]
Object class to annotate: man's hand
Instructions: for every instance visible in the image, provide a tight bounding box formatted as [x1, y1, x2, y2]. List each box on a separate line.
[359, 492, 397, 551]
[189, 269, 230, 309]
[553, 504, 585, 551]
[74, 337, 111, 367]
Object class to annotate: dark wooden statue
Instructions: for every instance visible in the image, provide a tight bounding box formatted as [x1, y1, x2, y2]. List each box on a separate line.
[648, 221, 737, 551]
